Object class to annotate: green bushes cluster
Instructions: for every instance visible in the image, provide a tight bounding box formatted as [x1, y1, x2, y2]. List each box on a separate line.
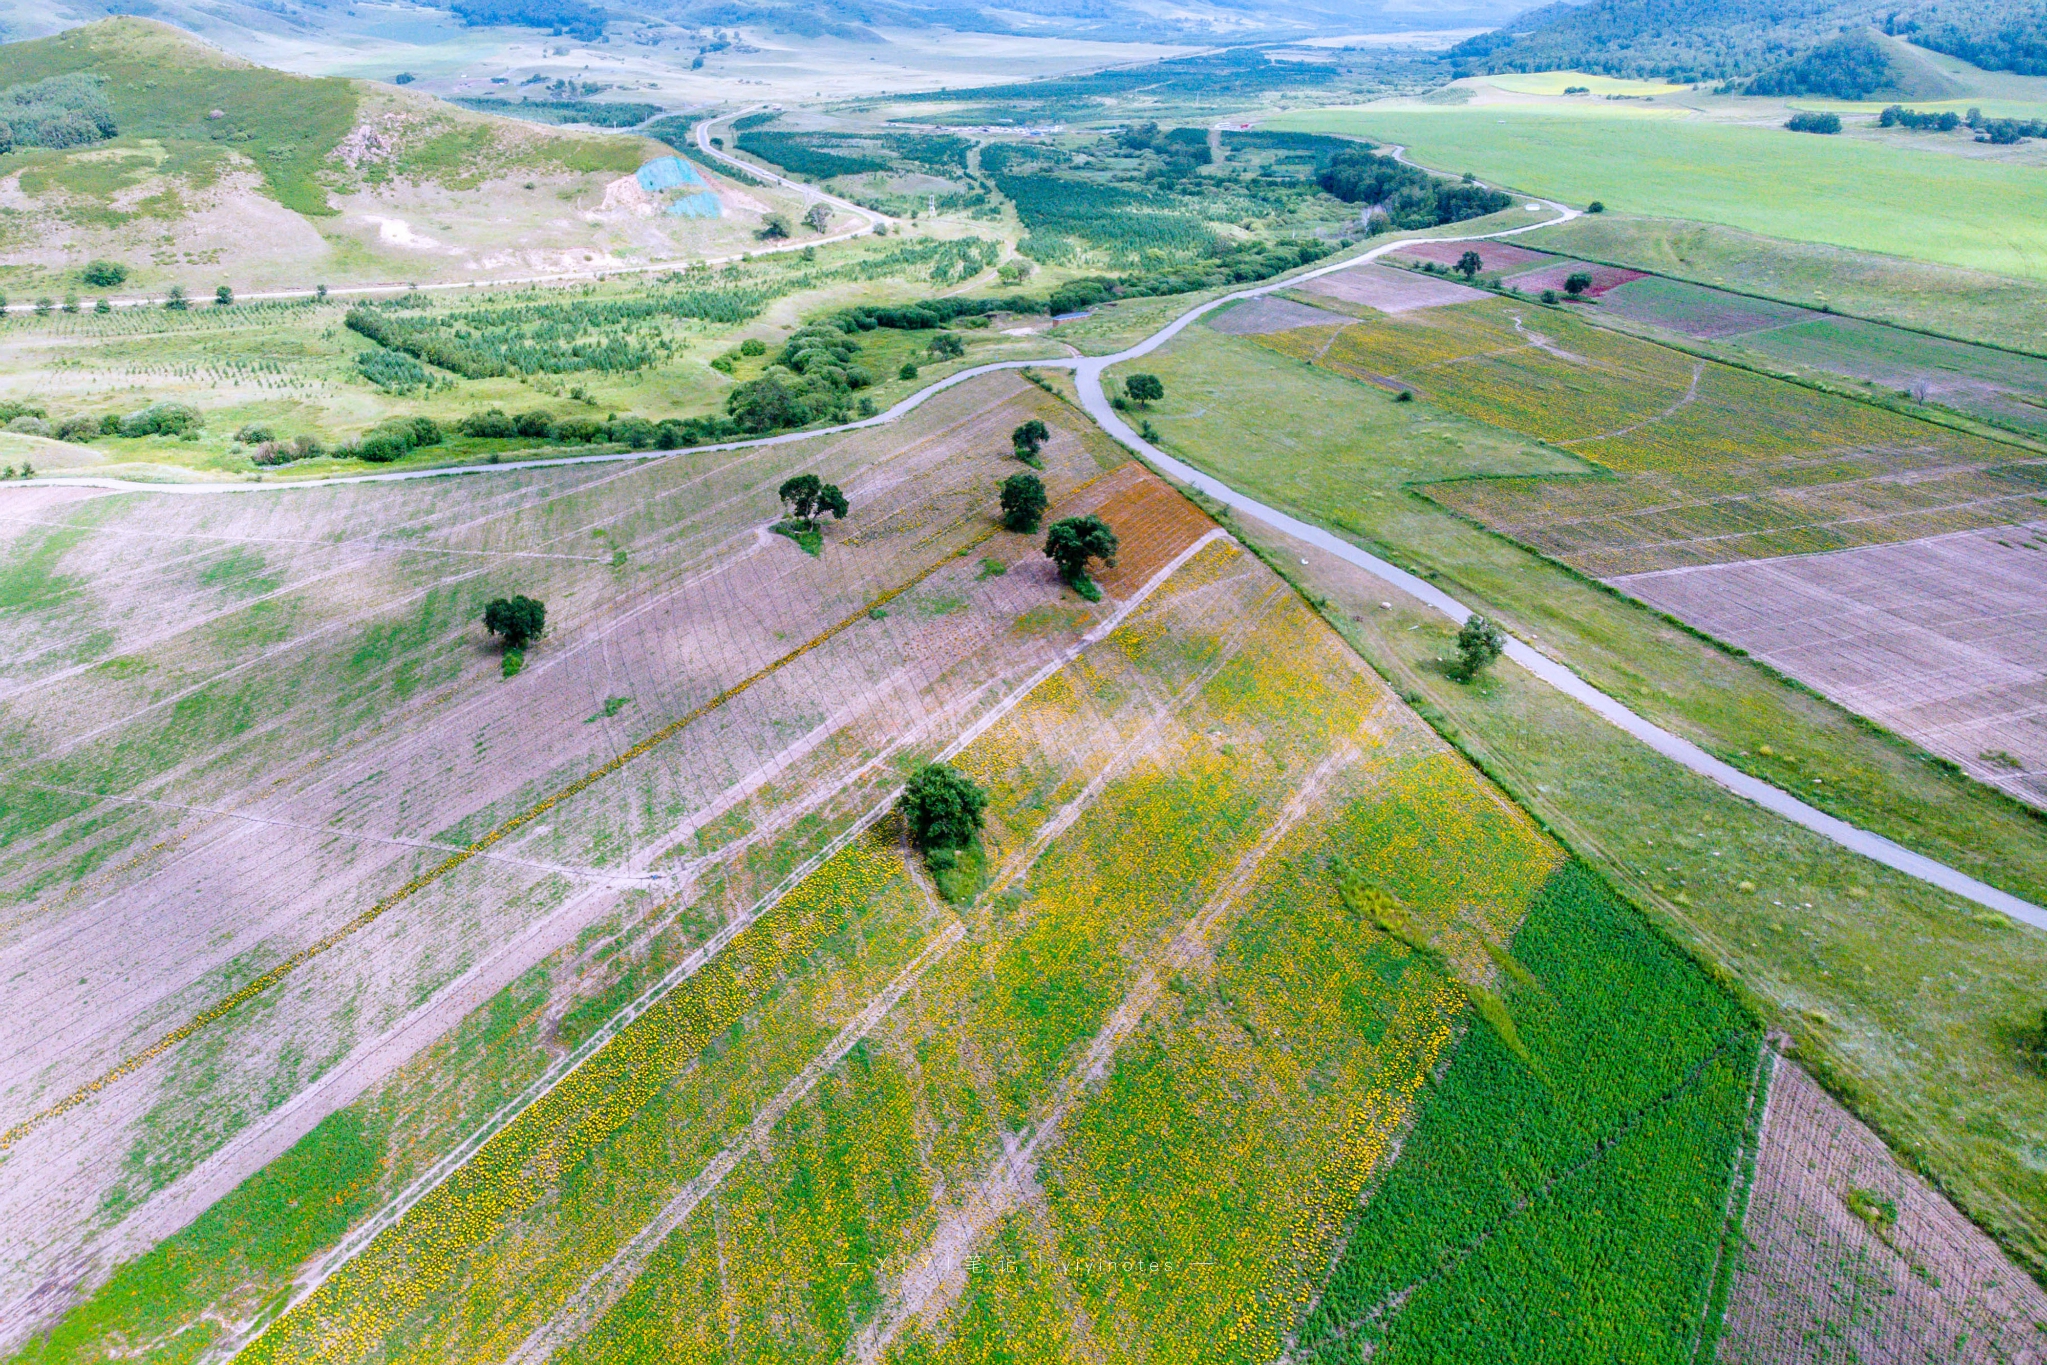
[0, 73, 117, 153]
[351, 415, 441, 463]
[1784, 110, 1842, 134]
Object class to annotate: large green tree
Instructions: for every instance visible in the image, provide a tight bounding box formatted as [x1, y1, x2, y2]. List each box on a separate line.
[1011, 419, 1049, 459]
[483, 595, 546, 649]
[778, 472, 850, 528]
[1043, 514, 1118, 600]
[899, 761, 988, 851]
[1000, 472, 1047, 533]
[1123, 373, 1164, 405]
[1453, 613, 1506, 681]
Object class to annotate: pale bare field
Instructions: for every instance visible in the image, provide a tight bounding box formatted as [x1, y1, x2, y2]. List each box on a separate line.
[1298, 263, 1487, 313]
[0, 370, 1133, 1337]
[1614, 523, 2047, 807]
[1720, 1056, 2047, 1365]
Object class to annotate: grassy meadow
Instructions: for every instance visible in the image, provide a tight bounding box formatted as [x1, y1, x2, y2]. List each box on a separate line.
[1269, 106, 2047, 282]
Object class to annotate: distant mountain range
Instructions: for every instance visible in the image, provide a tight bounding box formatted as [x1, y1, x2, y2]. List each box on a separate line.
[0, 0, 1540, 50]
[1448, 0, 2047, 85]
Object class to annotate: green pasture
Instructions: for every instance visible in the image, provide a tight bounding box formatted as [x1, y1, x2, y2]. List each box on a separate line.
[1268, 106, 2047, 282]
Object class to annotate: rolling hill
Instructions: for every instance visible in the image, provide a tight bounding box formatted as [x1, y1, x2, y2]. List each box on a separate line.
[0, 19, 796, 297]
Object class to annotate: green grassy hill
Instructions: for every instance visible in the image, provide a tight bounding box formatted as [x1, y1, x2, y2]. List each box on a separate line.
[0, 19, 356, 216]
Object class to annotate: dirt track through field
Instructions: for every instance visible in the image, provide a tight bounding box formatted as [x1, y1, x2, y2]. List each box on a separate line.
[851, 739, 1363, 1364]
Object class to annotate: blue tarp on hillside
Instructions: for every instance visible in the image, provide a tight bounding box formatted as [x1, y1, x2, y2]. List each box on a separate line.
[636, 156, 708, 193]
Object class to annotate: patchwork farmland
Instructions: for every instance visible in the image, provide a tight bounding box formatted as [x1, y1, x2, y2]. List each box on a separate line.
[0, 365, 1766, 1362]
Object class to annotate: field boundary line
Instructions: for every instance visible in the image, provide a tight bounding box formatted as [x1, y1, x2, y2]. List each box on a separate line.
[506, 918, 969, 1365]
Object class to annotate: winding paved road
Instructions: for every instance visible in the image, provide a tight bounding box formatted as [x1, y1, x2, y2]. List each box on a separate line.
[15, 204, 2047, 930]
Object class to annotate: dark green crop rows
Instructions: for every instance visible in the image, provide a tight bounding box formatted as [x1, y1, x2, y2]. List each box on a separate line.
[1298, 861, 1760, 1364]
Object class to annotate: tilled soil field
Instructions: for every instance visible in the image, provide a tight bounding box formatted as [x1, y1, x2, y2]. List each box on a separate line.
[0, 371, 1132, 1341]
[1615, 523, 2047, 807]
[1719, 1056, 2047, 1365]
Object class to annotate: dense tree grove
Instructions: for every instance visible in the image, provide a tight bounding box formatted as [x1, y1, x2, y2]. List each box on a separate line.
[1317, 148, 1511, 229]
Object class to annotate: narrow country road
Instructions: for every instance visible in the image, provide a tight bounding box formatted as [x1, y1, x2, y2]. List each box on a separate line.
[13, 197, 2046, 931]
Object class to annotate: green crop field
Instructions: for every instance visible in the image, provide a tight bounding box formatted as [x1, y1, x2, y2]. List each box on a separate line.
[1269, 106, 2047, 282]
[1525, 214, 2047, 355]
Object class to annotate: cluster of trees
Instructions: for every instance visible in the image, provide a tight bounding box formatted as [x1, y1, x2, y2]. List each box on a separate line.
[1905, 8, 2047, 76]
[449, 0, 603, 39]
[1784, 111, 1842, 134]
[1318, 148, 1510, 229]
[25, 399, 203, 445]
[450, 97, 659, 128]
[0, 73, 117, 154]
[1880, 104, 1963, 131]
[1745, 31, 1896, 99]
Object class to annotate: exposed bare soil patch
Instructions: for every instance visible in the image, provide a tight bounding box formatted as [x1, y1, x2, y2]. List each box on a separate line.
[1719, 1056, 2047, 1364]
[1614, 521, 2047, 806]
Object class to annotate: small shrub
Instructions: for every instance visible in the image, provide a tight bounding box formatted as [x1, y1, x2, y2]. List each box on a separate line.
[500, 647, 524, 678]
[513, 410, 555, 438]
[80, 259, 126, 287]
[739, 337, 767, 356]
[235, 424, 276, 444]
[6, 414, 50, 436]
[898, 361, 918, 381]
[54, 414, 100, 442]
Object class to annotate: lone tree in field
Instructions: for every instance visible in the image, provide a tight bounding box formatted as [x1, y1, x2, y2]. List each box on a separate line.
[1452, 613, 1506, 681]
[1044, 514, 1119, 600]
[1011, 419, 1048, 460]
[1000, 471, 1047, 533]
[898, 761, 988, 853]
[484, 595, 547, 650]
[803, 202, 832, 233]
[778, 472, 849, 529]
[928, 331, 966, 360]
[1123, 373, 1164, 406]
[1564, 271, 1594, 297]
[1455, 250, 1483, 280]
[758, 212, 792, 241]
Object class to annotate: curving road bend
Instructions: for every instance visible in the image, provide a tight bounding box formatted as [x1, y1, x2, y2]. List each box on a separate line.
[14, 200, 2047, 929]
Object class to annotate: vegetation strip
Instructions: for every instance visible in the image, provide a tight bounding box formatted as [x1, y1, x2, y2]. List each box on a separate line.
[0, 516, 1012, 1153]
